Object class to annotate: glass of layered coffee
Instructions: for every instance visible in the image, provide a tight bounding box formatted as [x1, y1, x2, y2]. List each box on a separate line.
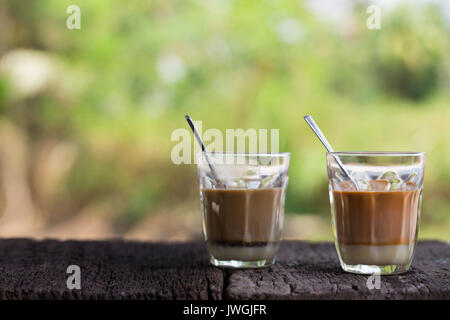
[197, 152, 290, 268]
[327, 152, 425, 275]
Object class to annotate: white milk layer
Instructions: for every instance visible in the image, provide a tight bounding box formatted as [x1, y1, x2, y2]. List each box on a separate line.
[339, 243, 415, 265]
[207, 243, 279, 261]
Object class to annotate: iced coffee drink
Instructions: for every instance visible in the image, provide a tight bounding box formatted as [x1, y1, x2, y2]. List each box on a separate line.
[203, 188, 283, 262]
[197, 153, 290, 268]
[327, 152, 425, 275]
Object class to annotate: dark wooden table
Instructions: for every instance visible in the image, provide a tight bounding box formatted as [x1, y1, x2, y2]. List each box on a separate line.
[0, 239, 448, 300]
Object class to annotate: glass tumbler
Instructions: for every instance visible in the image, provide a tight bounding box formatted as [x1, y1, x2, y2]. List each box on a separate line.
[327, 152, 425, 275]
[197, 152, 290, 268]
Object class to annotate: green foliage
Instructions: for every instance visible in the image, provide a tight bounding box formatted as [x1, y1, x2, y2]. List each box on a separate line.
[0, 1, 449, 238]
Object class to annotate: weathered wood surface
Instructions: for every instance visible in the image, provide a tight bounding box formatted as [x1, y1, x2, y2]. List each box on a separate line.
[0, 239, 223, 300]
[225, 241, 450, 300]
[0, 239, 448, 300]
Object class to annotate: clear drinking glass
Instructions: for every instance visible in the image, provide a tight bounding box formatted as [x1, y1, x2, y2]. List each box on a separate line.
[327, 152, 425, 275]
[197, 152, 290, 268]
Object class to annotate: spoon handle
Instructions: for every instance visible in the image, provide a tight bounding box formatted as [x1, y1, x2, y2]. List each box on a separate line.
[304, 115, 334, 153]
[304, 115, 359, 190]
[185, 115, 224, 187]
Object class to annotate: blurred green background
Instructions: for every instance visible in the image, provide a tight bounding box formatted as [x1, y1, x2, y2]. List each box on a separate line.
[0, 0, 448, 241]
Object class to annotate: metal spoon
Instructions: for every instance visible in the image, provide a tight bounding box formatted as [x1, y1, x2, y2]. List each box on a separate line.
[185, 115, 225, 188]
[304, 115, 359, 190]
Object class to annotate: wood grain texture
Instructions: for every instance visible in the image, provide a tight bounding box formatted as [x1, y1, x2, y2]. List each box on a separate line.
[0, 239, 448, 300]
[0, 239, 223, 300]
[225, 241, 450, 300]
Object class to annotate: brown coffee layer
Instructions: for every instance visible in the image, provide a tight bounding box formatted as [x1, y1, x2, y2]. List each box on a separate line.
[202, 188, 283, 244]
[333, 189, 421, 246]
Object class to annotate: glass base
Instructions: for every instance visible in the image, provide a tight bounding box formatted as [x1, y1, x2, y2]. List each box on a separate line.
[210, 257, 275, 269]
[341, 263, 411, 275]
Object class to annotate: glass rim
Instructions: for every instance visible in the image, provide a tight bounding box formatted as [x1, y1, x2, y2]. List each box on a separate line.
[197, 151, 291, 157]
[328, 151, 425, 156]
